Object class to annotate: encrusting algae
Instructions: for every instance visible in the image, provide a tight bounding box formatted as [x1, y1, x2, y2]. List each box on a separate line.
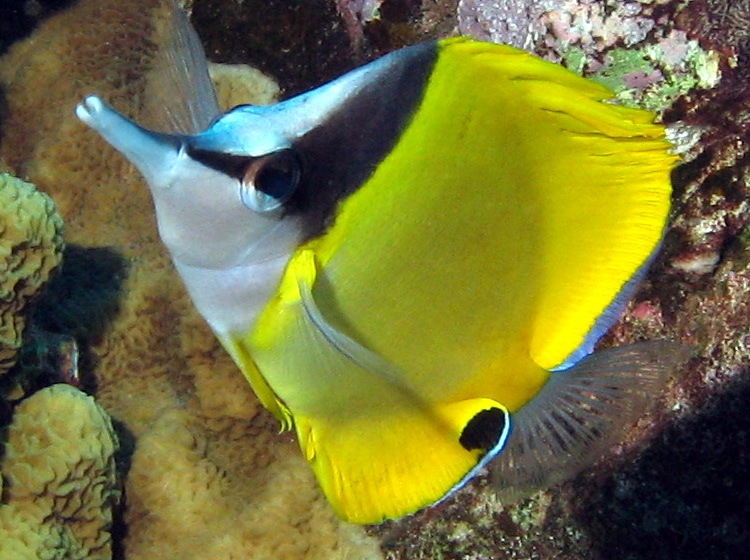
[0, 0, 383, 558]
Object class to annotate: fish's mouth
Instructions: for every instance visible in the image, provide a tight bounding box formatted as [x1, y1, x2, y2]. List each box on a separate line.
[76, 95, 183, 190]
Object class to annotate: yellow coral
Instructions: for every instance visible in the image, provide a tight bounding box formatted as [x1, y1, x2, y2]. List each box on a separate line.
[126, 409, 382, 559]
[0, 1, 383, 557]
[209, 62, 281, 111]
[0, 173, 64, 378]
[0, 384, 119, 560]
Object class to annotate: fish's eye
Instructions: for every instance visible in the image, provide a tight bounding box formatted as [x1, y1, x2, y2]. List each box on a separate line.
[240, 149, 301, 213]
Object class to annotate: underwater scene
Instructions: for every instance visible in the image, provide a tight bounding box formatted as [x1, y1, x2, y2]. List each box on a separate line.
[0, 0, 749, 558]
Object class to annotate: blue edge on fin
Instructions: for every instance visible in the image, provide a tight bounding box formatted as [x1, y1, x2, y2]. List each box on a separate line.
[551, 240, 663, 372]
[438, 239, 663, 505]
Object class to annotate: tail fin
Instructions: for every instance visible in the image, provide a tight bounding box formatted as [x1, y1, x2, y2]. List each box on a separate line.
[492, 341, 690, 502]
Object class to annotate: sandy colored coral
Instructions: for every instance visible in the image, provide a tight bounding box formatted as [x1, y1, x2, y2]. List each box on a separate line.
[126, 409, 382, 559]
[0, 1, 382, 558]
[0, 173, 64, 379]
[0, 384, 119, 560]
[209, 62, 281, 112]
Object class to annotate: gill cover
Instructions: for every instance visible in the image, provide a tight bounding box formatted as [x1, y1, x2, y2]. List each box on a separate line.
[78, 4, 680, 525]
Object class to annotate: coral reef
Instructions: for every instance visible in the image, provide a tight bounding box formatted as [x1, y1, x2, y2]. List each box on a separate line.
[124, 408, 380, 559]
[458, 0, 556, 50]
[0, 384, 120, 560]
[0, 173, 64, 396]
[28, 245, 128, 349]
[0, 0, 748, 558]
[208, 63, 281, 113]
[578, 372, 750, 560]
[6, 244, 129, 404]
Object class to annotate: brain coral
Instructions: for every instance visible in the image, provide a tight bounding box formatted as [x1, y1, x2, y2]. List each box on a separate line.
[0, 384, 119, 560]
[0, 1, 382, 558]
[0, 173, 64, 384]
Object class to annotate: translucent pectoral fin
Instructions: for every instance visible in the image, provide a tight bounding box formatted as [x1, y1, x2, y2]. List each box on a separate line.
[219, 334, 294, 430]
[491, 341, 690, 503]
[297, 257, 405, 388]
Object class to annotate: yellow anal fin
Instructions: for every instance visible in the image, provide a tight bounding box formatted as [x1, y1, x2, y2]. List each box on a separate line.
[251, 251, 514, 522]
[296, 397, 510, 524]
[219, 334, 293, 430]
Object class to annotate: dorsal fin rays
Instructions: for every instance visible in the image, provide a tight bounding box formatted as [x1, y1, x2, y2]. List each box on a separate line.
[141, 0, 221, 134]
[492, 341, 689, 503]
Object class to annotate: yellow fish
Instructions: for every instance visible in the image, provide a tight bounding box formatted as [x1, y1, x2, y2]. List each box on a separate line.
[77, 5, 679, 523]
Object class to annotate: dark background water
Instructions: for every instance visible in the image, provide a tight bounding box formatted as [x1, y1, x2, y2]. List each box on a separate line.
[0, 0, 74, 55]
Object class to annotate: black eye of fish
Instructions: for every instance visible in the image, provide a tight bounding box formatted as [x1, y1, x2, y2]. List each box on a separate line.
[254, 150, 301, 199]
[241, 149, 302, 213]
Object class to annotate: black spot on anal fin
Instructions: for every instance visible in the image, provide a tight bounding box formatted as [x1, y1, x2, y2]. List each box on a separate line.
[459, 407, 509, 453]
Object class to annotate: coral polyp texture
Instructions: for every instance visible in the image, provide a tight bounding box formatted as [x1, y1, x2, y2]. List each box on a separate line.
[0, 173, 64, 383]
[0, 384, 120, 560]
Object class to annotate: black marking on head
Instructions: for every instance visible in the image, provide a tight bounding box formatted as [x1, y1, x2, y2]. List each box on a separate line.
[186, 147, 303, 214]
[186, 147, 248, 179]
[286, 42, 438, 239]
[183, 42, 437, 230]
[459, 408, 509, 453]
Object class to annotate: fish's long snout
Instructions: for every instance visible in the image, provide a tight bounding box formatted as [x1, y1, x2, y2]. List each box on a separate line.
[76, 95, 181, 188]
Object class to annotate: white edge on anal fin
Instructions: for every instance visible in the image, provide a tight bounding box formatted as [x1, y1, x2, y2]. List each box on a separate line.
[491, 340, 690, 503]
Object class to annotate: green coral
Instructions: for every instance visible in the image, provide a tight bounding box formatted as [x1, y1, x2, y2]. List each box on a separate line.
[0, 384, 120, 560]
[507, 492, 552, 533]
[0, 173, 64, 401]
[592, 48, 655, 92]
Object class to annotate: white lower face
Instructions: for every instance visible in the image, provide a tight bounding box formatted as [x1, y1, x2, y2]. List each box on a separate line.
[77, 95, 304, 335]
[149, 154, 298, 269]
[174, 252, 293, 336]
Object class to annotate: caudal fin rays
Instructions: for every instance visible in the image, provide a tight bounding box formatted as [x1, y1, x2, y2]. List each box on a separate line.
[491, 341, 690, 503]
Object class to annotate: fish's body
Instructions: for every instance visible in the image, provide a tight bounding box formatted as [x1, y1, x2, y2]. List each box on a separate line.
[77, 5, 680, 524]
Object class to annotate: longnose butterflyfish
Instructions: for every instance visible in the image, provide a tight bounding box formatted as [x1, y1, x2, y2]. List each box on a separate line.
[77, 4, 682, 523]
